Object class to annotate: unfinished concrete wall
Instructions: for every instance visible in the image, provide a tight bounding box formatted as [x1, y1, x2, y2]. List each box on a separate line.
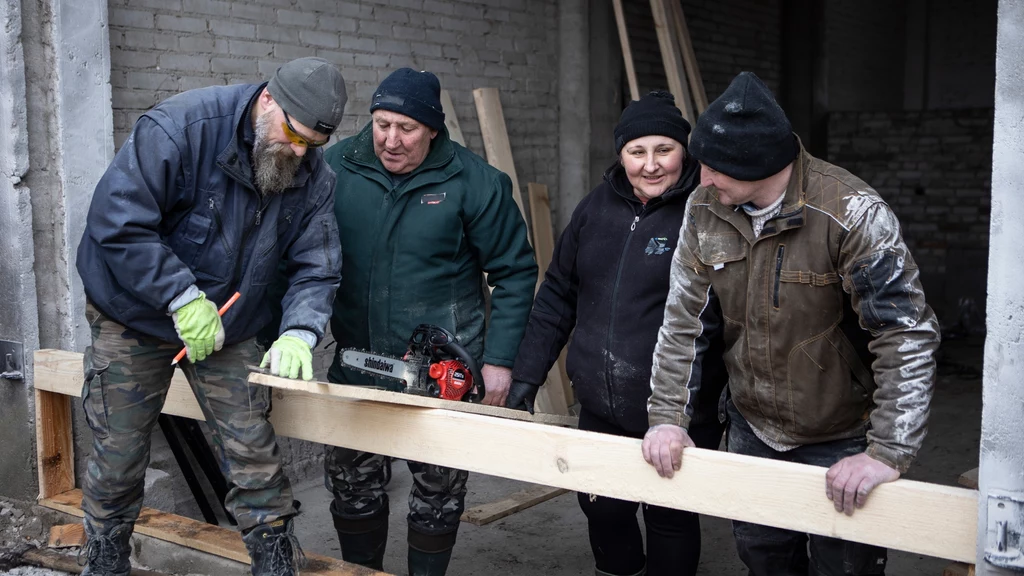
[979, 2, 1024, 573]
[828, 109, 993, 328]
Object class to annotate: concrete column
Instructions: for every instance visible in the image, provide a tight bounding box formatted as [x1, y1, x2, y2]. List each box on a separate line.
[979, 1, 1024, 573]
[557, 0, 590, 233]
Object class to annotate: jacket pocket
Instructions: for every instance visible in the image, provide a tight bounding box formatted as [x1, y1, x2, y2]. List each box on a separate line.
[696, 232, 747, 322]
[785, 327, 871, 438]
[81, 348, 110, 439]
[168, 212, 212, 270]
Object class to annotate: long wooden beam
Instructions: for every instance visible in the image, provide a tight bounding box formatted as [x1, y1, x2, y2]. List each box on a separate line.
[611, 0, 640, 101]
[34, 349, 978, 563]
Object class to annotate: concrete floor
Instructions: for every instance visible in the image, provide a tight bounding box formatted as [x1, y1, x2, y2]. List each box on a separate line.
[287, 337, 984, 576]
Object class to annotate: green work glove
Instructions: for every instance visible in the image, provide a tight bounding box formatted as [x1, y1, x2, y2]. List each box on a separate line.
[260, 335, 313, 381]
[171, 293, 225, 363]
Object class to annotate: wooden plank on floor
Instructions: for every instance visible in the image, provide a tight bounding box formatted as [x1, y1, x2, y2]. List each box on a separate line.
[942, 563, 976, 576]
[35, 387, 75, 500]
[48, 523, 86, 548]
[39, 489, 390, 575]
[612, 0, 640, 101]
[472, 87, 526, 219]
[439, 89, 465, 146]
[35, 349, 979, 563]
[461, 485, 569, 526]
[649, 0, 694, 123]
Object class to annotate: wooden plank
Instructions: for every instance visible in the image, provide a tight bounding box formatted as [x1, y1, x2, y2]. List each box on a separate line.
[40, 489, 390, 575]
[668, 0, 708, 113]
[959, 467, 979, 489]
[472, 87, 526, 219]
[439, 89, 465, 146]
[48, 523, 86, 548]
[612, 0, 640, 101]
[21, 547, 169, 576]
[34, 349, 978, 563]
[461, 485, 568, 526]
[942, 563, 976, 576]
[649, 0, 694, 123]
[527, 182, 574, 409]
[35, 387, 75, 500]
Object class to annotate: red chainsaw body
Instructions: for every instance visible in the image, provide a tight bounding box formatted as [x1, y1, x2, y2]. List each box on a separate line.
[428, 360, 474, 401]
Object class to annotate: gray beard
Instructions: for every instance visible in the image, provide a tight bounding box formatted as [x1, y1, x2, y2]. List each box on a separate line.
[252, 112, 303, 196]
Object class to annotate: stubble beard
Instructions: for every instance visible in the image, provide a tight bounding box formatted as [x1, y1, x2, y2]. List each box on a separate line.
[252, 111, 303, 196]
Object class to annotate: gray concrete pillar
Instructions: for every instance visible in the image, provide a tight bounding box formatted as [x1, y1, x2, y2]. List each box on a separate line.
[978, 1, 1024, 573]
[557, 0, 590, 233]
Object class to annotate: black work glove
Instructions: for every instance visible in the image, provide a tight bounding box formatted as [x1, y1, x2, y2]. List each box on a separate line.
[506, 380, 540, 414]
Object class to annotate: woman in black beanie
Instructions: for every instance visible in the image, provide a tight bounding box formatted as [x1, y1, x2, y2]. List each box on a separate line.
[508, 91, 727, 576]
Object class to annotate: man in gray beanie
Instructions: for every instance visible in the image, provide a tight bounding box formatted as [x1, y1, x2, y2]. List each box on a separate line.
[641, 71, 940, 576]
[76, 57, 346, 576]
[322, 67, 537, 576]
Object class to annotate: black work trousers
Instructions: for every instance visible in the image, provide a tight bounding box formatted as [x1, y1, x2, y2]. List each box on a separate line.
[725, 401, 888, 576]
[578, 408, 724, 576]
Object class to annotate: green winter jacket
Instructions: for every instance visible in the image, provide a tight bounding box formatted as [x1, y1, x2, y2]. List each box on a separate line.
[324, 123, 538, 389]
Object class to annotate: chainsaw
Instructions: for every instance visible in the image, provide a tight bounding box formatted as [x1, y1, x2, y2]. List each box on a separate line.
[339, 324, 485, 402]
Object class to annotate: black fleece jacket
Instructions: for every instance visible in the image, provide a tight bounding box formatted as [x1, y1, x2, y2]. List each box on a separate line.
[512, 158, 727, 434]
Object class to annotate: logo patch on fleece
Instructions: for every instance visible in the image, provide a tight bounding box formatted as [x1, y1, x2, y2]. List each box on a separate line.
[645, 237, 671, 255]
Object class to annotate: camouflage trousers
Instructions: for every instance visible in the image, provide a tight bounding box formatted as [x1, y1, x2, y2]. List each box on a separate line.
[81, 302, 295, 533]
[324, 444, 469, 538]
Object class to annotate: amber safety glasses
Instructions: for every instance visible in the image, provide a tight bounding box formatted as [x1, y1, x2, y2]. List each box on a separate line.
[282, 111, 329, 148]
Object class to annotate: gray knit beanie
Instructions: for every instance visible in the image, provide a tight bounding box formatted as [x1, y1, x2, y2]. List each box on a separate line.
[267, 57, 347, 136]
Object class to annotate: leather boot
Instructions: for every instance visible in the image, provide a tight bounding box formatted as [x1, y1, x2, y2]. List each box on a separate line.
[330, 501, 388, 570]
[242, 516, 304, 576]
[407, 526, 457, 576]
[81, 522, 133, 576]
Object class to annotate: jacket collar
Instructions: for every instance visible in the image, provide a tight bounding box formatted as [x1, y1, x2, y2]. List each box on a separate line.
[338, 121, 461, 194]
[708, 134, 809, 243]
[603, 152, 700, 210]
[216, 82, 315, 193]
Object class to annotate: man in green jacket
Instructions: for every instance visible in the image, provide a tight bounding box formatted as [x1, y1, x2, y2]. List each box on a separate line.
[323, 68, 537, 576]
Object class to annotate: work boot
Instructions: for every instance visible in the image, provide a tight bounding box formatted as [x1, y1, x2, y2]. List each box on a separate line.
[407, 528, 457, 576]
[80, 522, 133, 576]
[330, 501, 388, 570]
[242, 517, 305, 576]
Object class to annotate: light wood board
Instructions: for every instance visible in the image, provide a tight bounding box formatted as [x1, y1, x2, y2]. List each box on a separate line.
[35, 349, 979, 562]
[472, 87, 526, 218]
[649, 0, 694, 123]
[461, 485, 569, 526]
[39, 489, 389, 575]
[439, 89, 465, 146]
[668, 0, 707, 113]
[35, 388, 75, 499]
[48, 523, 86, 548]
[612, 0, 640, 101]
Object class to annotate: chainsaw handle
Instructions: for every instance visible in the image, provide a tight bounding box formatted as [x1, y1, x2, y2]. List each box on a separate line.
[441, 339, 485, 403]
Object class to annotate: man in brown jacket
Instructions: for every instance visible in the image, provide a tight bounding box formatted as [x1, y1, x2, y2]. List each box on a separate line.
[642, 71, 940, 576]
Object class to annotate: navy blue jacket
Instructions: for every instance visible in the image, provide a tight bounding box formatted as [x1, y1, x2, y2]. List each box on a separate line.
[512, 160, 727, 433]
[77, 83, 341, 345]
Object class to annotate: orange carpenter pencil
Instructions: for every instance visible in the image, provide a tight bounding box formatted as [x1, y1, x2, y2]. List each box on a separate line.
[170, 291, 242, 365]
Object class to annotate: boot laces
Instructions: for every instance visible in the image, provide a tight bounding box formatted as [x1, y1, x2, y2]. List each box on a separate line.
[262, 531, 306, 575]
[77, 529, 126, 572]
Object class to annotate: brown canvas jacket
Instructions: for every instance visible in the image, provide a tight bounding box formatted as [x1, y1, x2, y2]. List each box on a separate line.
[647, 142, 940, 472]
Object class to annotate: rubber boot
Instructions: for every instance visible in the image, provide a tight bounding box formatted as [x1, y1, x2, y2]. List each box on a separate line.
[407, 527, 458, 576]
[242, 516, 304, 576]
[81, 522, 133, 576]
[330, 501, 388, 570]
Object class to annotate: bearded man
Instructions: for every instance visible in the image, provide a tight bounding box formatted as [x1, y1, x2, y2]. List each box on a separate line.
[75, 57, 345, 576]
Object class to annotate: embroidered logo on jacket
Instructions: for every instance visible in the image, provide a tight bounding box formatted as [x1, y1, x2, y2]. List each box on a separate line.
[645, 237, 671, 255]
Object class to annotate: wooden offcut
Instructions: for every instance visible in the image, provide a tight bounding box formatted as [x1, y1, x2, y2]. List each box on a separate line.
[39, 489, 389, 575]
[48, 523, 86, 548]
[959, 467, 979, 489]
[612, 0, 640, 101]
[439, 89, 465, 146]
[461, 484, 569, 526]
[35, 349, 979, 563]
[472, 87, 526, 217]
[35, 388, 75, 499]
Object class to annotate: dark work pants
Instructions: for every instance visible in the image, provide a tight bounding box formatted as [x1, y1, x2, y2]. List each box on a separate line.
[725, 402, 887, 576]
[578, 409, 724, 576]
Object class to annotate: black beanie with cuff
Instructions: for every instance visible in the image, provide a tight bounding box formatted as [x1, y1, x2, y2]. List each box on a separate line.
[614, 90, 692, 154]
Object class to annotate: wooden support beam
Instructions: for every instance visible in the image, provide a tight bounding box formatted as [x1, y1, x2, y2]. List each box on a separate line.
[649, 0, 694, 123]
[472, 87, 526, 219]
[35, 349, 978, 563]
[611, 0, 640, 101]
[461, 485, 569, 526]
[39, 489, 389, 575]
[439, 89, 465, 146]
[668, 0, 707, 113]
[35, 387, 75, 499]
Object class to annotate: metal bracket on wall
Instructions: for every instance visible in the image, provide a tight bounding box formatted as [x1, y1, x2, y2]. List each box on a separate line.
[0, 339, 24, 380]
[986, 490, 1024, 570]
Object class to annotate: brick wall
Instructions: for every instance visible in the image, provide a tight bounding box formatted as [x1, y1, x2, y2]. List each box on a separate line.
[625, 0, 781, 102]
[825, 1, 905, 111]
[828, 109, 993, 326]
[107, 0, 559, 197]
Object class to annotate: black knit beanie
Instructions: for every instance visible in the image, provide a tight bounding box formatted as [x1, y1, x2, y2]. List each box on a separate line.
[370, 68, 445, 131]
[614, 90, 692, 154]
[689, 71, 799, 181]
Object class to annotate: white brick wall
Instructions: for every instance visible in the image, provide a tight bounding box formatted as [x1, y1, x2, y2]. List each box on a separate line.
[108, 0, 560, 201]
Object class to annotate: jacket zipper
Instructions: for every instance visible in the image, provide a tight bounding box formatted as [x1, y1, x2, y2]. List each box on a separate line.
[606, 204, 646, 418]
[773, 244, 785, 309]
[366, 186, 396, 352]
[214, 196, 267, 294]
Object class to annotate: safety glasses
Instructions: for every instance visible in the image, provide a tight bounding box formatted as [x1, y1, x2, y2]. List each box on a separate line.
[281, 111, 329, 148]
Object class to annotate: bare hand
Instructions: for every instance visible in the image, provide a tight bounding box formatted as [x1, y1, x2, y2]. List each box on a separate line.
[641, 424, 694, 478]
[825, 452, 900, 515]
[480, 364, 512, 406]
